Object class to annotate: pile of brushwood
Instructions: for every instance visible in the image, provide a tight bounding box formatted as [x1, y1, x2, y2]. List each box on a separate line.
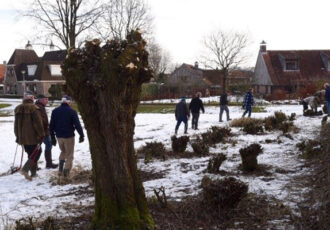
[171, 135, 190, 153]
[201, 126, 231, 145]
[207, 154, 227, 173]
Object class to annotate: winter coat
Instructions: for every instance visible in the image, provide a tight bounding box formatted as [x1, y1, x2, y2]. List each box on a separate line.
[303, 96, 319, 109]
[35, 101, 50, 136]
[175, 101, 189, 120]
[189, 97, 205, 114]
[50, 103, 84, 138]
[220, 93, 228, 106]
[325, 86, 330, 102]
[14, 99, 45, 145]
[243, 92, 254, 108]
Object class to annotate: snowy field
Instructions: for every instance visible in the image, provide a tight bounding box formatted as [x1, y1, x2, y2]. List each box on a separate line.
[0, 98, 323, 227]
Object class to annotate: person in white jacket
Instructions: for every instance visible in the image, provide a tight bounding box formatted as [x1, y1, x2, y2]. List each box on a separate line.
[302, 96, 320, 113]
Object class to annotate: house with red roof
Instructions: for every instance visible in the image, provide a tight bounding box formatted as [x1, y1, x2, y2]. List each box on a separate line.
[4, 43, 66, 96]
[0, 62, 6, 94]
[254, 41, 330, 95]
[168, 62, 250, 96]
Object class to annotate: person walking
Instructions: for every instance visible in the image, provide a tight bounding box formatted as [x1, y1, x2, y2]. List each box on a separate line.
[189, 92, 204, 130]
[14, 93, 45, 181]
[50, 96, 84, 179]
[219, 91, 231, 122]
[242, 88, 254, 118]
[325, 83, 330, 116]
[35, 94, 58, 169]
[175, 97, 190, 134]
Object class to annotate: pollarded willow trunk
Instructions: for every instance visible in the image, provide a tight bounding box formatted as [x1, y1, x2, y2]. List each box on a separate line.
[62, 31, 154, 230]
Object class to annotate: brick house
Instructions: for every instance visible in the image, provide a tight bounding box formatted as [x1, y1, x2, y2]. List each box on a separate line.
[4, 48, 66, 96]
[0, 62, 6, 94]
[168, 62, 251, 96]
[254, 41, 330, 95]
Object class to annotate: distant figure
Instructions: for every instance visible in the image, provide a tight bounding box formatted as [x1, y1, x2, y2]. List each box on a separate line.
[242, 88, 254, 118]
[325, 83, 330, 116]
[35, 94, 58, 169]
[14, 93, 45, 181]
[189, 92, 205, 130]
[50, 96, 84, 179]
[302, 96, 320, 113]
[219, 91, 231, 122]
[175, 97, 190, 134]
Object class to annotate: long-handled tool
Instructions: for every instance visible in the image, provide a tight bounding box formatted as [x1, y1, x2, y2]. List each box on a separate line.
[10, 144, 24, 174]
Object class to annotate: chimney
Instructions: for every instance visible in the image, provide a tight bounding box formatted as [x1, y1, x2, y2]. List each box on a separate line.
[25, 41, 33, 50]
[194, 61, 199, 68]
[260, 40, 267, 53]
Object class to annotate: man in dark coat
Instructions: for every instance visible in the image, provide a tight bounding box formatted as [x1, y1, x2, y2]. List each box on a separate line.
[219, 91, 231, 122]
[35, 94, 58, 169]
[242, 88, 254, 118]
[175, 97, 190, 134]
[50, 96, 84, 178]
[325, 83, 330, 117]
[14, 93, 45, 180]
[189, 92, 204, 130]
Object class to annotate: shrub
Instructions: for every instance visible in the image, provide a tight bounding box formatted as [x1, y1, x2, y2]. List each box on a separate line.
[201, 176, 248, 209]
[230, 117, 263, 128]
[207, 154, 226, 173]
[296, 140, 322, 159]
[239, 144, 263, 171]
[191, 136, 209, 156]
[279, 121, 294, 134]
[171, 135, 189, 153]
[243, 121, 264, 134]
[264, 111, 289, 131]
[137, 141, 167, 163]
[201, 126, 231, 145]
[289, 113, 296, 121]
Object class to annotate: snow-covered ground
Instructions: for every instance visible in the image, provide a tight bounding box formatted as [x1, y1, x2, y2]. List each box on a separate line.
[0, 98, 324, 227]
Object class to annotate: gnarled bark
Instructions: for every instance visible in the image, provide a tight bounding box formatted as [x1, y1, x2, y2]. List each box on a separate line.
[62, 31, 154, 229]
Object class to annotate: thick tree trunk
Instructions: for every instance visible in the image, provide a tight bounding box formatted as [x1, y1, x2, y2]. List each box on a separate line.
[62, 31, 154, 229]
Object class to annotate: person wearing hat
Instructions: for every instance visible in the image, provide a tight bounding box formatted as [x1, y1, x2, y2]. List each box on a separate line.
[14, 93, 45, 180]
[35, 94, 58, 169]
[50, 95, 84, 179]
[175, 97, 190, 134]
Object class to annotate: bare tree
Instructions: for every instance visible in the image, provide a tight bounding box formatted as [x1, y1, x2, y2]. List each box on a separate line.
[201, 30, 250, 93]
[24, 0, 104, 49]
[147, 40, 172, 79]
[96, 0, 153, 41]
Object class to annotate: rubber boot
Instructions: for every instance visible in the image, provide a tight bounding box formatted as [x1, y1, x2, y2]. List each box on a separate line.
[45, 151, 58, 169]
[184, 123, 188, 134]
[175, 127, 178, 135]
[30, 164, 37, 177]
[58, 160, 65, 176]
[20, 159, 33, 181]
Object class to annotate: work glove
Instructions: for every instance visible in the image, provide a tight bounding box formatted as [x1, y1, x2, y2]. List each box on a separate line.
[79, 136, 84, 143]
[51, 135, 57, 146]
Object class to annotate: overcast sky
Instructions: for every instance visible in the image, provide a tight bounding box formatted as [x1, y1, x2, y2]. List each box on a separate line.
[1, 0, 330, 67]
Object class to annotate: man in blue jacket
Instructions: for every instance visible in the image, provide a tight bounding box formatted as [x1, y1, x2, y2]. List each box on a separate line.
[325, 83, 330, 117]
[242, 88, 254, 118]
[50, 96, 84, 178]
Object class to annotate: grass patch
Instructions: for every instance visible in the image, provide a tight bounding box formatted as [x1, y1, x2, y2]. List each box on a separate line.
[252, 106, 266, 113]
[0, 111, 11, 117]
[0, 103, 11, 109]
[138, 104, 175, 113]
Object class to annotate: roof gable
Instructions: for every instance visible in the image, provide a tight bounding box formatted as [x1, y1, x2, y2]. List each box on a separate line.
[8, 49, 39, 65]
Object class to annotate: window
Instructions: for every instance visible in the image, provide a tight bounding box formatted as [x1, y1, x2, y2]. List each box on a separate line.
[27, 65, 37, 76]
[285, 59, 299, 71]
[48, 65, 62, 76]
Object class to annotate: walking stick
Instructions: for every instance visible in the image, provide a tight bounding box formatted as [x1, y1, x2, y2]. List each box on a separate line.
[10, 145, 24, 174]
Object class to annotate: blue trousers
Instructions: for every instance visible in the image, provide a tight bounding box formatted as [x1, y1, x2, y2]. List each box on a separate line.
[43, 135, 52, 152]
[328, 101, 330, 116]
[242, 106, 252, 118]
[175, 117, 188, 133]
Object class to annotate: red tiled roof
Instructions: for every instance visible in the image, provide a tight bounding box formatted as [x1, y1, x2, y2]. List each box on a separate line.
[263, 50, 330, 86]
[0, 64, 6, 83]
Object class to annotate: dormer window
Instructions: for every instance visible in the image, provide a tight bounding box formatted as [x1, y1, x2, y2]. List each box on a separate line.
[285, 59, 299, 71]
[27, 65, 37, 76]
[48, 64, 61, 76]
